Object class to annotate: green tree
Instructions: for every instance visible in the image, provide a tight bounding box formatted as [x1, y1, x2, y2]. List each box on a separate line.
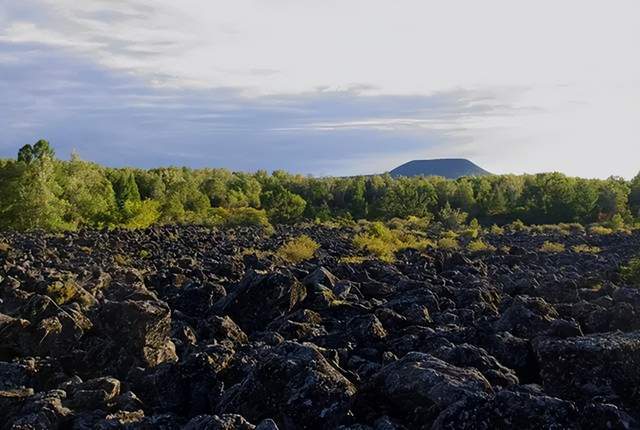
[261, 184, 306, 224]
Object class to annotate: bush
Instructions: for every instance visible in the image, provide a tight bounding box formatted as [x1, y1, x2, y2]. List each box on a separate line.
[507, 219, 527, 232]
[353, 233, 396, 262]
[206, 207, 273, 232]
[589, 225, 614, 235]
[540, 241, 566, 253]
[122, 200, 161, 229]
[467, 239, 496, 253]
[559, 223, 585, 234]
[437, 237, 459, 250]
[621, 257, 640, 287]
[338, 255, 369, 265]
[572, 244, 601, 254]
[276, 235, 320, 264]
[489, 225, 505, 235]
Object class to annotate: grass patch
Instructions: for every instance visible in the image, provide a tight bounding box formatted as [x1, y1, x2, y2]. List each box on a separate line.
[338, 255, 370, 265]
[437, 237, 460, 250]
[589, 225, 614, 235]
[276, 235, 320, 264]
[572, 244, 601, 254]
[353, 221, 432, 262]
[540, 241, 566, 253]
[0, 242, 11, 253]
[489, 225, 505, 235]
[467, 239, 496, 253]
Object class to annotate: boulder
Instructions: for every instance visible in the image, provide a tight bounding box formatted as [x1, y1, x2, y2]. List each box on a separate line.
[534, 330, 640, 404]
[218, 341, 356, 429]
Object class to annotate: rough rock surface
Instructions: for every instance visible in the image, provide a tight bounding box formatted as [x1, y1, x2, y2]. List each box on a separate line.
[0, 224, 639, 428]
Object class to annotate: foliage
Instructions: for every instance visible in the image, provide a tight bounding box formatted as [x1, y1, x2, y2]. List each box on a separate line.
[437, 237, 460, 250]
[1, 141, 640, 232]
[621, 257, 640, 287]
[589, 225, 614, 235]
[572, 244, 601, 254]
[276, 235, 320, 263]
[353, 221, 431, 262]
[489, 224, 505, 235]
[122, 200, 161, 229]
[540, 241, 566, 253]
[206, 207, 273, 232]
[467, 239, 496, 253]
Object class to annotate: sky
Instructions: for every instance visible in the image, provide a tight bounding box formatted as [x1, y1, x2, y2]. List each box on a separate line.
[1, 0, 639, 178]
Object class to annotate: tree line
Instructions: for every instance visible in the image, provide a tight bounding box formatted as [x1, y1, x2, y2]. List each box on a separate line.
[1, 140, 639, 231]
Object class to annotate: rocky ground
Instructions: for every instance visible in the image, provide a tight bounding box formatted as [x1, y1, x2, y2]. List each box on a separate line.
[1, 224, 640, 429]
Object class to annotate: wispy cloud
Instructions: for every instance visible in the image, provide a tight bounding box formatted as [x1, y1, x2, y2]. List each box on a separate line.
[1, 1, 639, 177]
[0, 40, 529, 175]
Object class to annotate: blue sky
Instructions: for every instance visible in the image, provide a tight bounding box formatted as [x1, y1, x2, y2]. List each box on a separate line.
[1, 1, 639, 177]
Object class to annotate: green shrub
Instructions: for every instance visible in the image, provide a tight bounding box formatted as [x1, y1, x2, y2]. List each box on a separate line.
[206, 207, 273, 233]
[608, 214, 626, 231]
[339, 255, 369, 265]
[122, 200, 161, 229]
[572, 244, 601, 254]
[589, 225, 614, 235]
[559, 223, 585, 234]
[353, 233, 396, 262]
[540, 241, 565, 253]
[489, 224, 505, 235]
[277, 235, 320, 263]
[46, 280, 77, 305]
[437, 237, 460, 250]
[507, 219, 527, 232]
[352, 221, 431, 262]
[621, 257, 640, 287]
[467, 239, 496, 253]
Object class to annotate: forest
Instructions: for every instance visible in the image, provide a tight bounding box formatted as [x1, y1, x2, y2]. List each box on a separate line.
[1, 140, 639, 232]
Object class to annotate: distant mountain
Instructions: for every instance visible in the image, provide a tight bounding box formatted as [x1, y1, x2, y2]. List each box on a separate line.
[389, 158, 491, 179]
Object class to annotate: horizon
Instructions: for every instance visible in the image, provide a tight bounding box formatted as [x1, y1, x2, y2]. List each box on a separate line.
[1, 1, 639, 178]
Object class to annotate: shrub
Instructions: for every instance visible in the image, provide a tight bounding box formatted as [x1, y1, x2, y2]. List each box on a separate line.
[0, 242, 10, 253]
[589, 225, 614, 235]
[467, 239, 496, 253]
[559, 223, 585, 234]
[507, 219, 527, 232]
[276, 235, 320, 264]
[46, 280, 77, 305]
[122, 200, 161, 229]
[608, 214, 626, 231]
[572, 244, 601, 254]
[489, 225, 505, 235]
[540, 241, 566, 253]
[338, 255, 369, 265]
[621, 257, 640, 287]
[438, 203, 468, 231]
[437, 237, 460, 250]
[206, 207, 273, 233]
[353, 221, 431, 262]
[353, 233, 396, 262]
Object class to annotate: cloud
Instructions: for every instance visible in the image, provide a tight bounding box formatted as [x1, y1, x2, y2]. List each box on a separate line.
[1, 1, 639, 178]
[0, 40, 531, 175]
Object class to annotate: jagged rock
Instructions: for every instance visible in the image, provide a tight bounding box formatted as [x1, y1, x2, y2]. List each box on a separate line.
[218, 341, 356, 429]
[96, 299, 177, 369]
[214, 270, 307, 333]
[534, 330, 640, 405]
[357, 352, 493, 424]
[431, 344, 518, 388]
[432, 389, 580, 429]
[183, 414, 255, 430]
[495, 295, 558, 338]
